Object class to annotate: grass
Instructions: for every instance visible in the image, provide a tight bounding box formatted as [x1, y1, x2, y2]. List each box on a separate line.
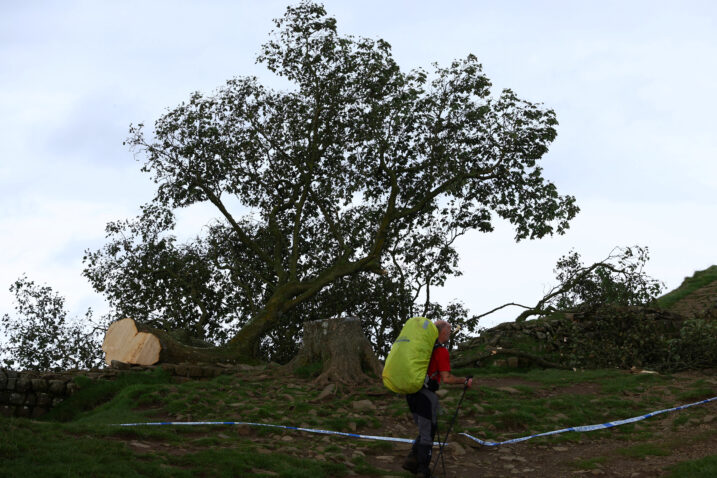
[444, 368, 698, 448]
[655, 265, 717, 310]
[0, 417, 348, 478]
[574, 456, 607, 470]
[44, 368, 174, 423]
[1, 364, 715, 476]
[1, 369, 354, 478]
[672, 414, 690, 430]
[293, 361, 323, 379]
[0, 419, 176, 478]
[454, 365, 662, 389]
[450, 366, 670, 438]
[170, 447, 346, 478]
[674, 381, 715, 403]
[351, 457, 386, 476]
[618, 443, 671, 458]
[667, 455, 717, 477]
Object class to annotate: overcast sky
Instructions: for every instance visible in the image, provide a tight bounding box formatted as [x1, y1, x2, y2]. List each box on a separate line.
[1, 1, 715, 333]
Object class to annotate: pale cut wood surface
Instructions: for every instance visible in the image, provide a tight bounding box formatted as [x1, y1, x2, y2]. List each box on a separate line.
[102, 318, 161, 365]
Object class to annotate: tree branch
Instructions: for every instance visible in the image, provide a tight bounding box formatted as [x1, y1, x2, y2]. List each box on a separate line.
[288, 183, 310, 281]
[515, 260, 624, 322]
[308, 189, 347, 254]
[197, 183, 275, 280]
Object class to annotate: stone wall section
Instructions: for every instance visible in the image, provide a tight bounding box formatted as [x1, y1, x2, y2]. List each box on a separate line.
[471, 308, 685, 348]
[0, 369, 82, 419]
[455, 306, 687, 368]
[0, 361, 258, 419]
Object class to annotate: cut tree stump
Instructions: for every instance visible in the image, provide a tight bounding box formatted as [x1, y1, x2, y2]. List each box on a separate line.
[288, 317, 383, 386]
[102, 318, 162, 366]
[101, 318, 260, 365]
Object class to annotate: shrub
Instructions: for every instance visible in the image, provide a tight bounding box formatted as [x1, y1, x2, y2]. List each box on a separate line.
[664, 319, 717, 370]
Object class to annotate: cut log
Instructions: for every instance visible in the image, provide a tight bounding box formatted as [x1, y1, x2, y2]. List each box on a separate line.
[101, 318, 250, 365]
[103, 318, 162, 366]
[287, 317, 383, 386]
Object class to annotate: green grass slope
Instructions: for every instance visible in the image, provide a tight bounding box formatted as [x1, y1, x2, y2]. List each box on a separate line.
[2, 365, 716, 477]
[656, 265, 717, 314]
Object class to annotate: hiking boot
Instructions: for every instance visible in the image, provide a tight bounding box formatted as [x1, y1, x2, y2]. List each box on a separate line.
[401, 449, 418, 474]
[416, 444, 434, 478]
[417, 469, 438, 478]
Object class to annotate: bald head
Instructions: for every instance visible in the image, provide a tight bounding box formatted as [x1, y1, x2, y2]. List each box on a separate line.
[434, 320, 451, 344]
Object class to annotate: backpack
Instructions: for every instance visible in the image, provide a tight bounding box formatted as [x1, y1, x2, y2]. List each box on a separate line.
[382, 317, 439, 394]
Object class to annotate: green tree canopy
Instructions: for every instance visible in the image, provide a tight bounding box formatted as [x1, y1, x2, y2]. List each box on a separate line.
[84, 1, 578, 361]
[1, 276, 105, 371]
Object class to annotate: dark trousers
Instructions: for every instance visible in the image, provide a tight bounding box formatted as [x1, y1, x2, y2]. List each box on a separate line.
[406, 387, 439, 476]
[406, 386, 439, 446]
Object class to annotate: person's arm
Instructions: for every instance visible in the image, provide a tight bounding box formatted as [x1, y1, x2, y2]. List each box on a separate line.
[439, 370, 473, 388]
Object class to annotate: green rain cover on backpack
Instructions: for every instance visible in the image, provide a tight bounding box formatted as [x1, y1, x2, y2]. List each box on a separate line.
[382, 317, 438, 394]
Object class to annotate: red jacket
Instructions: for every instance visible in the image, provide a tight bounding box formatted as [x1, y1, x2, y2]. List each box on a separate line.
[427, 345, 450, 383]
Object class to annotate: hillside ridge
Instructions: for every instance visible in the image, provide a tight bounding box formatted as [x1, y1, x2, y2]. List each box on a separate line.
[657, 265, 717, 318]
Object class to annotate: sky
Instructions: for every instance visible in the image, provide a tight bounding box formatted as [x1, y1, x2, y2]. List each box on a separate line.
[1, 0, 715, 334]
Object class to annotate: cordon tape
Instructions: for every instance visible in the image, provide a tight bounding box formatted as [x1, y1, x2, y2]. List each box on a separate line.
[460, 395, 717, 446]
[116, 395, 717, 447]
[117, 420, 441, 446]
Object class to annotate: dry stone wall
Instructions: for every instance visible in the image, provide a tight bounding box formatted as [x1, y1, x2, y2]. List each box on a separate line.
[455, 306, 687, 369]
[472, 307, 685, 349]
[0, 361, 264, 418]
[0, 369, 82, 418]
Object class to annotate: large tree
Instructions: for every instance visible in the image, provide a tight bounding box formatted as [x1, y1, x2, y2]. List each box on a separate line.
[85, 2, 578, 362]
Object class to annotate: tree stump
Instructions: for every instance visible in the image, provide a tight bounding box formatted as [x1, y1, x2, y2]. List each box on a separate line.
[288, 317, 383, 386]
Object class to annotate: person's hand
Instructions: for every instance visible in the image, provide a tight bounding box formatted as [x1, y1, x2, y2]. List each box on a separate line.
[464, 377, 473, 388]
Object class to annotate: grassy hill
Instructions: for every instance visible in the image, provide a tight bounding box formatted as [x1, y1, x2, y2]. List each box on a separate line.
[2, 364, 716, 477]
[656, 266, 717, 317]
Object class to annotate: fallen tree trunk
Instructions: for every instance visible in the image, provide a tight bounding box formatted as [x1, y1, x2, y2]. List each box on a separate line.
[452, 346, 570, 370]
[287, 317, 383, 386]
[102, 316, 385, 375]
[102, 318, 245, 365]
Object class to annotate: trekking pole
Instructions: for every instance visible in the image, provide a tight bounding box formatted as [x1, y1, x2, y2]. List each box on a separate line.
[432, 376, 471, 477]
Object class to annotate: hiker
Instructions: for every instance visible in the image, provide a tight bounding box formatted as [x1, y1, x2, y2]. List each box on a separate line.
[403, 319, 473, 477]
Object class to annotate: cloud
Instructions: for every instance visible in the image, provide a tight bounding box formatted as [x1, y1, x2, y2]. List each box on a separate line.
[0, 194, 134, 314]
[434, 197, 717, 328]
[1, 0, 716, 338]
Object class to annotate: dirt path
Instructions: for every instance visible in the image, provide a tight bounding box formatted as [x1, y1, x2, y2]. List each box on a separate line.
[355, 407, 717, 477]
[354, 374, 717, 477]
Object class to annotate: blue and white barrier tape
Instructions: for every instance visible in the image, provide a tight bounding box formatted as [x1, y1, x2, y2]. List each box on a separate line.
[116, 420, 441, 446]
[460, 395, 717, 446]
[116, 395, 717, 448]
